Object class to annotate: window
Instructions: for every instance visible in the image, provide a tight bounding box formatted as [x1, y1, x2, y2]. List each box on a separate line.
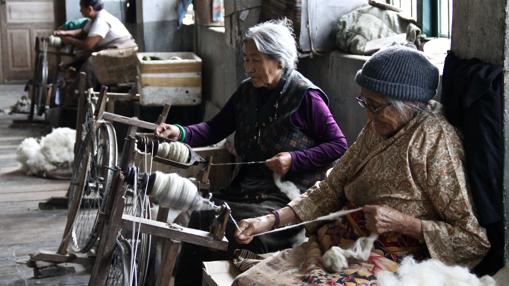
[387, 0, 453, 38]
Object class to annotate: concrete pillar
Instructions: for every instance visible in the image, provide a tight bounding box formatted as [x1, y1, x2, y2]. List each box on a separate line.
[451, 0, 509, 265]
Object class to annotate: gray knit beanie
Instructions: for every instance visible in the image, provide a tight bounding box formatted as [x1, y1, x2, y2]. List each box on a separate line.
[355, 45, 439, 102]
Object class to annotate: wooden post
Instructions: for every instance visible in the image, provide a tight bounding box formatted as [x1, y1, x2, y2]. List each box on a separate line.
[74, 72, 88, 156]
[156, 104, 171, 125]
[88, 170, 127, 286]
[156, 241, 180, 286]
[89, 130, 137, 285]
[94, 86, 108, 120]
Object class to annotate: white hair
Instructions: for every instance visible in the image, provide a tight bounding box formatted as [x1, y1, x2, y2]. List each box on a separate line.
[244, 19, 298, 71]
[387, 97, 426, 121]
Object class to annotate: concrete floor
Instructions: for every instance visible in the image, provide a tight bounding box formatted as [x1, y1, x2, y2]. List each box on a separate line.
[0, 85, 89, 286]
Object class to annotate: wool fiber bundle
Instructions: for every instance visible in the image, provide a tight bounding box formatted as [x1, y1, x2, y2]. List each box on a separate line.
[16, 127, 75, 177]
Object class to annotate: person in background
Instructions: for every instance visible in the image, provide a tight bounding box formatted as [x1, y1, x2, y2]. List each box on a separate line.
[53, 0, 136, 52]
[233, 45, 490, 285]
[155, 19, 348, 286]
[52, 0, 137, 96]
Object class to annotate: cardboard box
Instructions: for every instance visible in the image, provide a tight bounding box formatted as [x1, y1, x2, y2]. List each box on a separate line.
[137, 52, 202, 106]
[202, 261, 240, 286]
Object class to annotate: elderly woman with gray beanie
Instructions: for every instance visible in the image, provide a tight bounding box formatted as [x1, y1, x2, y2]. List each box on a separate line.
[157, 19, 347, 286]
[234, 45, 489, 285]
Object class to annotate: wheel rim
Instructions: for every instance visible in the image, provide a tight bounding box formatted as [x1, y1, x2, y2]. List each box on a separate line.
[70, 121, 117, 253]
[106, 238, 130, 286]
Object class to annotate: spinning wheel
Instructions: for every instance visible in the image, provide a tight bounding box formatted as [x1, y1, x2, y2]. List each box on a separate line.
[69, 120, 118, 253]
[56, 89, 117, 254]
[29, 37, 49, 120]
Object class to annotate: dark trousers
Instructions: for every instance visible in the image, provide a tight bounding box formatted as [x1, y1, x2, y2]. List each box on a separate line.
[174, 193, 302, 286]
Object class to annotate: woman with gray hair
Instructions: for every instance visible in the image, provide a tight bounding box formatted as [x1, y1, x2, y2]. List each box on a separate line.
[234, 45, 489, 285]
[156, 19, 347, 286]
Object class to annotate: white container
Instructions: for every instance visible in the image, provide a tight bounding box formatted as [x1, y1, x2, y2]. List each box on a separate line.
[137, 52, 202, 106]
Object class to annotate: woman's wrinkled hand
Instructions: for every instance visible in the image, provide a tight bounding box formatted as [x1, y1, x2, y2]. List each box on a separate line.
[235, 215, 275, 245]
[265, 152, 292, 176]
[155, 123, 180, 141]
[363, 204, 423, 239]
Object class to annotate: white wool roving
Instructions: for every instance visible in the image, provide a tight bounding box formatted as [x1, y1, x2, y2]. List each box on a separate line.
[149, 171, 217, 211]
[322, 234, 378, 272]
[273, 173, 300, 200]
[16, 128, 76, 176]
[376, 257, 496, 286]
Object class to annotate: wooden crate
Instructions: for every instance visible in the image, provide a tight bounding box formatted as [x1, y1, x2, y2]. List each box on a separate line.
[89, 47, 138, 85]
[137, 52, 202, 106]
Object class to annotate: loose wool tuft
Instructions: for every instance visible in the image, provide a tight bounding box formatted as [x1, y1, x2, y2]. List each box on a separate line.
[322, 234, 378, 272]
[273, 173, 300, 200]
[16, 128, 76, 177]
[377, 257, 496, 286]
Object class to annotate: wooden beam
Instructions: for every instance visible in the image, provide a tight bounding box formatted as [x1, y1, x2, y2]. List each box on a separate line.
[29, 251, 94, 266]
[102, 112, 157, 131]
[121, 214, 228, 251]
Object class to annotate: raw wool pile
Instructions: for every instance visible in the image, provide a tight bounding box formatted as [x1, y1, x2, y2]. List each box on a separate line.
[377, 257, 496, 286]
[16, 127, 76, 177]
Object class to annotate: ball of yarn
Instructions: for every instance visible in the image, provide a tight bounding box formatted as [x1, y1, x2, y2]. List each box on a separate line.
[156, 141, 190, 163]
[149, 171, 200, 210]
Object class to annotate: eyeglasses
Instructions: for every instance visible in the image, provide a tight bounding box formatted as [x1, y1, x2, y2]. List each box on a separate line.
[355, 96, 392, 115]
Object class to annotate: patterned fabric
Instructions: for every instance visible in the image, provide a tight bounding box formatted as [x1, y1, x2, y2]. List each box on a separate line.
[234, 70, 332, 189]
[233, 207, 416, 286]
[233, 101, 490, 285]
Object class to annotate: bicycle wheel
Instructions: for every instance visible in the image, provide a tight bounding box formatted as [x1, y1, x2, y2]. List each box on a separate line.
[106, 237, 131, 286]
[70, 121, 118, 253]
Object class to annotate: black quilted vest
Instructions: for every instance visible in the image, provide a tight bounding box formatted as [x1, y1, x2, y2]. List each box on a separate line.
[233, 70, 332, 191]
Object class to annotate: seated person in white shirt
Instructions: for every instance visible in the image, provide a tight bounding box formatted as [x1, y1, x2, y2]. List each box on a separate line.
[53, 0, 137, 52]
[52, 0, 137, 89]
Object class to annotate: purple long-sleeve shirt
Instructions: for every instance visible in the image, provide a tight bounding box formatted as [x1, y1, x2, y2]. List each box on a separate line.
[183, 90, 348, 173]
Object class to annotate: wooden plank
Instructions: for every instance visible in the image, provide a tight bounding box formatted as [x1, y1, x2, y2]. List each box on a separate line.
[0, 144, 20, 150]
[0, 190, 67, 202]
[0, 153, 17, 160]
[139, 62, 201, 74]
[30, 251, 94, 266]
[0, 136, 26, 142]
[6, 2, 54, 23]
[0, 183, 68, 193]
[102, 112, 157, 131]
[0, 166, 20, 174]
[121, 214, 228, 251]
[140, 76, 201, 87]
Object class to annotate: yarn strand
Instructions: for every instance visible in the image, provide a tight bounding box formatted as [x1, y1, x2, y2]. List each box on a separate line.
[254, 208, 362, 237]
